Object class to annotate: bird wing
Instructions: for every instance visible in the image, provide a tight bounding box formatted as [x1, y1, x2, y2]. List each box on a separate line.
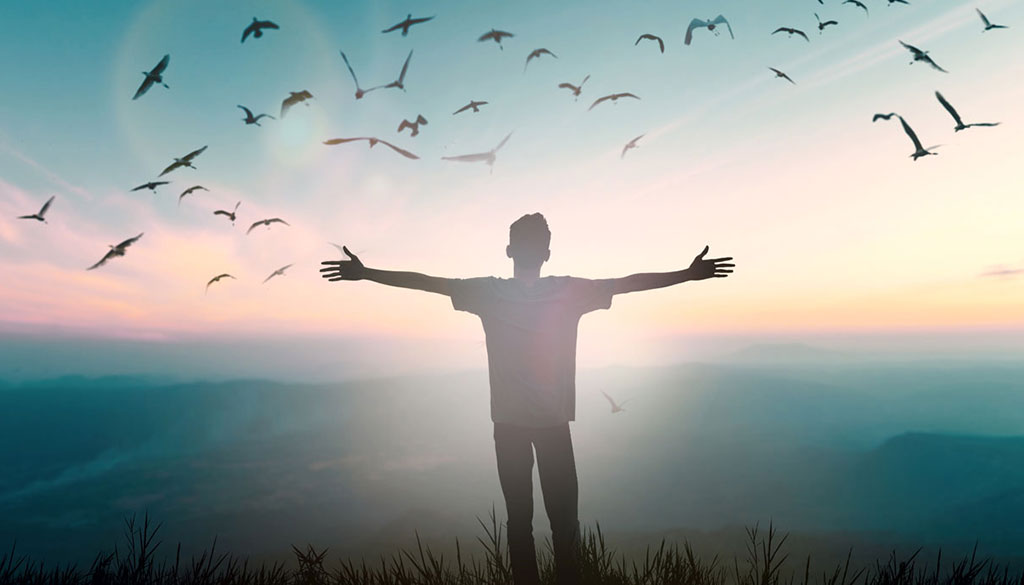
[183, 145, 207, 161]
[133, 77, 154, 100]
[87, 249, 116, 270]
[410, 16, 434, 26]
[416, 114, 427, 125]
[39, 195, 55, 216]
[796, 29, 809, 41]
[497, 30, 514, 39]
[923, 55, 948, 73]
[588, 95, 611, 110]
[453, 103, 472, 114]
[712, 15, 734, 39]
[324, 137, 366, 146]
[254, 113, 274, 121]
[657, 37, 664, 52]
[558, 82, 577, 91]
[281, 95, 297, 118]
[213, 210, 230, 217]
[442, 152, 491, 163]
[241, 22, 255, 43]
[824, 20, 838, 26]
[601, 391, 617, 408]
[270, 218, 290, 226]
[339, 51, 362, 88]
[772, 27, 786, 35]
[159, 161, 182, 176]
[898, 116, 925, 151]
[397, 119, 413, 133]
[397, 50, 412, 84]
[152, 54, 170, 75]
[130, 183, 149, 192]
[377, 139, 420, 159]
[381, 21, 402, 33]
[237, 105, 254, 119]
[617, 92, 640, 100]
[976, 9, 991, 27]
[492, 132, 513, 153]
[899, 40, 922, 56]
[259, 20, 279, 30]
[262, 271, 277, 284]
[872, 112, 898, 122]
[478, 30, 496, 42]
[580, 74, 590, 86]
[684, 18, 706, 45]
[934, 91, 964, 126]
[118, 233, 144, 249]
[246, 221, 263, 234]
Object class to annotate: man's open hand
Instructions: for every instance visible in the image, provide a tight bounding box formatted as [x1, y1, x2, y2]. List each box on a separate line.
[320, 246, 366, 281]
[688, 246, 734, 280]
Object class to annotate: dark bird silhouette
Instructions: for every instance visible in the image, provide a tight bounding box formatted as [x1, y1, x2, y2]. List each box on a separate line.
[241, 17, 279, 43]
[635, 34, 665, 53]
[247, 218, 290, 235]
[769, 67, 796, 84]
[263, 264, 294, 284]
[558, 75, 590, 99]
[87, 233, 143, 271]
[478, 29, 514, 49]
[178, 185, 208, 206]
[524, 48, 557, 72]
[213, 201, 240, 225]
[159, 145, 207, 177]
[815, 13, 839, 32]
[398, 114, 428, 137]
[281, 90, 313, 117]
[237, 105, 274, 126]
[589, 92, 640, 111]
[382, 14, 434, 36]
[977, 9, 1007, 31]
[899, 41, 947, 72]
[843, 0, 869, 16]
[131, 181, 170, 193]
[206, 273, 235, 293]
[887, 0, 910, 5]
[601, 391, 630, 414]
[377, 50, 413, 91]
[133, 54, 170, 100]
[685, 16, 733, 45]
[935, 91, 1000, 131]
[339, 51, 382, 99]
[453, 100, 488, 115]
[772, 27, 810, 41]
[621, 134, 644, 159]
[441, 132, 513, 171]
[875, 114, 937, 160]
[323, 137, 419, 160]
[18, 195, 54, 223]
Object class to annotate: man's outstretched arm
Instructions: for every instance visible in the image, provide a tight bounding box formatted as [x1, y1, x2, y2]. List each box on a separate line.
[320, 246, 455, 296]
[602, 245, 734, 295]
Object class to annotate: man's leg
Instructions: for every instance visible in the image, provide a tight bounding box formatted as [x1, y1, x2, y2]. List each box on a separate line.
[534, 423, 581, 585]
[494, 422, 541, 585]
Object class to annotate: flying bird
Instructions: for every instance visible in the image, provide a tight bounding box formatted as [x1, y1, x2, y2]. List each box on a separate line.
[178, 185, 208, 206]
[280, 90, 313, 117]
[131, 181, 170, 193]
[601, 391, 630, 414]
[398, 114, 428, 137]
[263, 264, 294, 284]
[887, 0, 910, 5]
[213, 201, 240, 225]
[589, 92, 640, 111]
[159, 145, 207, 176]
[685, 15, 733, 46]
[441, 132, 513, 171]
[237, 105, 274, 126]
[875, 114, 937, 160]
[772, 27, 809, 41]
[935, 91, 1000, 132]
[323, 137, 419, 160]
[87, 233, 143, 271]
[478, 29, 514, 49]
[18, 195, 55, 223]
[377, 50, 413, 91]
[899, 41, 947, 72]
[453, 100, 488, 115]
[247, 218, 290, 235]
[815, 13, 839, 32]
[621, 134, 644, 159]
[206, 273, 236, 294]
[976, 9, 1007, 31]
[558, 75, 590, 99]
[382, 14, 434, 36]
[635, 34, 665, 53]
[524, 48, 557, 72]
[769, 67, 796, 84]
[241, 17, 279, 43]
[132, 54, 170, 100]
[843, 0, 869, 16]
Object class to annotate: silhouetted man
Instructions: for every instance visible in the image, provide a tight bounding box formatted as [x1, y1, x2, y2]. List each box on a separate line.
[320, 213, 734, 585]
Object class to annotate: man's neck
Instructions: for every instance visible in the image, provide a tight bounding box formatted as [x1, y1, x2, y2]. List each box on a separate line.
[513, 263, 542, 283]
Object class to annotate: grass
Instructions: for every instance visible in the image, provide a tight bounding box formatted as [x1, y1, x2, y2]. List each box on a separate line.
[2, 511, 1023, 585]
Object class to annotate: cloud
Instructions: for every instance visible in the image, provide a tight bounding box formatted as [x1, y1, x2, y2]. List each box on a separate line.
[0, 140, 93, 200]
[980, 266, 1024, 278]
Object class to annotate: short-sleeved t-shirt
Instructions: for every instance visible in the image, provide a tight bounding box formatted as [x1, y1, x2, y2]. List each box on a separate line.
[450, 276, 614, 427]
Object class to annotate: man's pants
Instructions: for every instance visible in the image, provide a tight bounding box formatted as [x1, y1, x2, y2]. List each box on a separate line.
[493, 422, 581, 585]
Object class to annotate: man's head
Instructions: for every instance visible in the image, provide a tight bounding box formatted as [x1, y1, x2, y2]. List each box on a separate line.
[507, 213, 551, 269]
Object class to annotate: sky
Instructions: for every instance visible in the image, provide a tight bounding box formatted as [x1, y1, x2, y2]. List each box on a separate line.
[1, 0, 1023, 378]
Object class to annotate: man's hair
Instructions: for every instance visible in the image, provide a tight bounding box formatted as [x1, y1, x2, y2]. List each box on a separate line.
[509, 213, 551, 249]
